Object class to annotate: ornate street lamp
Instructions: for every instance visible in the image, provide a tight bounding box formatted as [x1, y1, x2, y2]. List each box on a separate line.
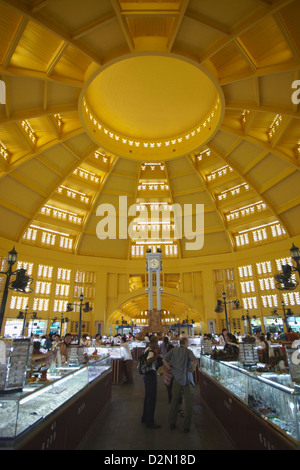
[241, 310, 257, 335]
[52, 312, 70, 336]
[0, 247, 33, 334]
[17, 305, 38, 336]
[215, 291, 241, 333]
[66, 293, 92, 344]
[290, 243, 300, 275]
[271, 301, 294, 333]
[274, 244, 300, 291]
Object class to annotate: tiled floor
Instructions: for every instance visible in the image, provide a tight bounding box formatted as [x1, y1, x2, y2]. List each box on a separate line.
[81, 367, 235, 451]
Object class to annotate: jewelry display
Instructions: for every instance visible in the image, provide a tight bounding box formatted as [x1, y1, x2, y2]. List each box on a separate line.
[0, 354, 111, 441]
[200, 355, 300, 443]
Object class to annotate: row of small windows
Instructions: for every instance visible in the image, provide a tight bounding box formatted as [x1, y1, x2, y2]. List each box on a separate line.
[240, 278, 276, 293]
[40, 206, 82, 225]
[23, 227, 74, 250]
[238, 259, 291, 279]
[9, 296, 96, 313]
[215, 258, 300, 313]
[235, 223, 286, 247]
[8, 262, 97, 313]
[131, 243, 178, 257]
[34, 282, 96, 299]
[241, 292, 300, 310]
[23, 222, 285, 254]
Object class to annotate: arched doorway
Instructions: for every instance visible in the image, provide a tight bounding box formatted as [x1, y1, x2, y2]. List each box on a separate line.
[107, 292, 203, 337]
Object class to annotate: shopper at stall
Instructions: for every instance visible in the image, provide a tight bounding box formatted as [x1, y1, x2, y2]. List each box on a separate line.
[257, 333, 270, 363]
[41, 334, 53, 351]
[120, 336, 134, 384]
[59, 333, 72, 364]
[93, 334, 103, 347]
[287, 328, 300, 342]
[32, 341, 45, 355]
[163, 337, 197, 433]
[80, 334, 90, 346]
[141, 337, 161, 429]
[160, 336, 170, 358]
[219, 329, 228, 345]
[52, 334, 61, 349]
[162, 343, 185, 418]
[224, 332, 239, 359]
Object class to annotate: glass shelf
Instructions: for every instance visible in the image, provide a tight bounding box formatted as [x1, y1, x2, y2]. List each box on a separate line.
[200, 355, 300, 444]
[0, 355, 111, 440]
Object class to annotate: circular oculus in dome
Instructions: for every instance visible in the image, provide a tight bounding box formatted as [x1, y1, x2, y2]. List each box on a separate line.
[79, 55, 224, 161]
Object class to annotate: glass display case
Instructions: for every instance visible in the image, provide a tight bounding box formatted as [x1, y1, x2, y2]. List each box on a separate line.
[0, 338, 32, 393]
[0, 355, 111, 441]
[200, 355, 300, 445]
[129, 341, 147, 350]
[85, 346, 125, 359]
[85, 341, 147, 360]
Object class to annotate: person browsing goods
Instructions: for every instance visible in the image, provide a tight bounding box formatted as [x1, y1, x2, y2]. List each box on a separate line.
[141, 337, 162, 429]
[163, 337, 198, 433]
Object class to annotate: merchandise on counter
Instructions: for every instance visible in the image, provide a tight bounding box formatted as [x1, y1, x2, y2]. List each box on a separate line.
[68, 346, 85, 365]
[0, 338, 32, 393]
[286, 348, 300, 384]
[239, 343, 259, 366]
[200, 354, 300, 445]
[201, 339, 212, 355]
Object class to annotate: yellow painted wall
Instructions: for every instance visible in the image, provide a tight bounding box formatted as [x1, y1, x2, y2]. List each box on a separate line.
[1, 233, 300, 337]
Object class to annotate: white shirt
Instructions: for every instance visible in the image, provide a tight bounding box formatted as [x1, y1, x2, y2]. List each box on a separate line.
[121, 342, 132, 361]
[144, 347, 156, 371]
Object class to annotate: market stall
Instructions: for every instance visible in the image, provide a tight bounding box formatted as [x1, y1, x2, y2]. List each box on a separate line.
[85, 341, 146, 384]
[198, 351, 300, 450]
[0, 352, 112, 450]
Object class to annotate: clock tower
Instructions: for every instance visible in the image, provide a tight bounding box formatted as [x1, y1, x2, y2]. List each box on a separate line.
[146, 248, 162, 311]
[144, 248, 168, 335]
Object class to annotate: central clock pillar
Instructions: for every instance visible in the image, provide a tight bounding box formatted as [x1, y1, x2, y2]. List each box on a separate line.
[146, 249, 162, 311]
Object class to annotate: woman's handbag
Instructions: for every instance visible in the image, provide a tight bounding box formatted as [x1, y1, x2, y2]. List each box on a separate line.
[162, 363, 173, 386]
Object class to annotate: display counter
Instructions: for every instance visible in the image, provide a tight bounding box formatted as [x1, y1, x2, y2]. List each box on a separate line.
[199, 355, 300, 450]
[85, 341, 146, 384]
[85, 346, 125, 384]
[0, 355, 112, 450]
[130, 341, 147, 361]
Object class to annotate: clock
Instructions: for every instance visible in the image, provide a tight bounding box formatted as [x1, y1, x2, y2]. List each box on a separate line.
[148, 258, 160, 269]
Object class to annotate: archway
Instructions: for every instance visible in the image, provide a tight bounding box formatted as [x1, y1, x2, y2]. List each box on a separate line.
[106, 291, 203, 336]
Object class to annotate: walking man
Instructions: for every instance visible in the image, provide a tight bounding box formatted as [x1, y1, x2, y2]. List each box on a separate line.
[163, 337, 198, 433]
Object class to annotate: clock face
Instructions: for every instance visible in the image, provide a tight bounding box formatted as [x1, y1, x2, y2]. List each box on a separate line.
[149, 258, 160, 269]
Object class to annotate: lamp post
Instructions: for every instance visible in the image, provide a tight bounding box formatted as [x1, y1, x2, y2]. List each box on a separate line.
[17, 306, 38, 336]
[78, 293, 84, 343]
[281, 301, 293, 333]
[18, 305, 28, 336]
[59, 312, 69, 337]
[66, 294, 92, 344]
[241, 310, 257, 335]
[0, 247, 18, 334]
[274, 243, 300, 291]
[270, 302, 294, 333]
[222, 291, 229, 332]
[215, 291, 241, 333]
[51, 312, 69, 337]
[290, 243, 300, 276]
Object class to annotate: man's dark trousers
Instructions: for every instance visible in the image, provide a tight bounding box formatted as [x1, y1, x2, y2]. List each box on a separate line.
[142, 371, 157, 426]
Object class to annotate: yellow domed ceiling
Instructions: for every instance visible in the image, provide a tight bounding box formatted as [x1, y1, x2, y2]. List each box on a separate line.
[0, 0, 299, 263]
[80, 54, 223, 159]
